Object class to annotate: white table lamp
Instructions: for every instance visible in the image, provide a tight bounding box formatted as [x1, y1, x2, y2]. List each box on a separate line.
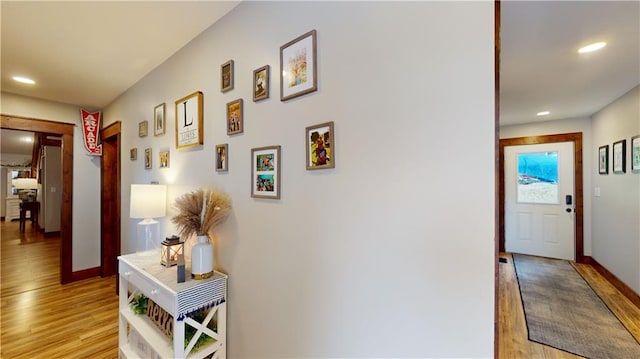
[14, 178, 38, 201]
[130, 184, 167, 253]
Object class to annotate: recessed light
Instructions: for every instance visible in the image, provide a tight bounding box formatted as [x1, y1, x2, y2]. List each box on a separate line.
[578, 42, 606, 54]
[13, 76, 36, 84]
[22, 137, 33, 143]
[537, 111, 550, 116]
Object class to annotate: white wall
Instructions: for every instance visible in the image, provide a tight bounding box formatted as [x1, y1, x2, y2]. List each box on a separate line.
[591, 85, 640, 293]
[0, 92, 101, 271]
[105, 1, 495, 357]
[43, 146, 62, 232]
[500, 117, 593, 256]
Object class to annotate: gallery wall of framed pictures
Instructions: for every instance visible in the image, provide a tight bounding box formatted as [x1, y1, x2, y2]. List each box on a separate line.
[129, 29, 336, 200]
[597, 135, 639, 175]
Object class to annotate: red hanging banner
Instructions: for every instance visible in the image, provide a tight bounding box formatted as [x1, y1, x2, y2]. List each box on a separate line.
[80, 109, 103, 156]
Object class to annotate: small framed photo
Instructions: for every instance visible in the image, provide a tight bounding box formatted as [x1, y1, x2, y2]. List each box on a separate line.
[598, 145, 609, 175]
[138, 120, 148, 137]
[144, 148, 152, 169]
[253, 65, 270, 102]
[632, 135, 640, 173]
[305, 121, 335, 170]
[251, 145, 281, 199]
[130, 148, 137, 161]
[154, 103, 166, 136]
[175, 91, 204, 149]
[221, 60, 234, 92]
[159, 151, 170, 168]
[613, 139, 626, 174]
[227, 99, 243, 135]
[280, 29, 317, 101]
[216, 144, 228, 172]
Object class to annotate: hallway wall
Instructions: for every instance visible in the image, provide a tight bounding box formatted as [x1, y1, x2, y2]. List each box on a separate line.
[591, 85, 640, 293]
[104, 1, 495, 357]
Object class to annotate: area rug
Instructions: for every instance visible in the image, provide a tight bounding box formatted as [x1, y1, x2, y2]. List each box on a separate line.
[512, 254, 640, 359]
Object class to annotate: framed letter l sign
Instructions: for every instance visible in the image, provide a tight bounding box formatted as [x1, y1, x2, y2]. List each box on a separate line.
[175, 91, 204, 149]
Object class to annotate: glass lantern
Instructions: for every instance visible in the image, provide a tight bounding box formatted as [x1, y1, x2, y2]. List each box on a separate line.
[161, 237, 184, 267]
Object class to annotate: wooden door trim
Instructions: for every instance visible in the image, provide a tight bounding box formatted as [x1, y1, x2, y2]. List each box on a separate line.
[498, 132, 584, 263]
[1, 114, 74, 283]
[494, 0, 501, 356]
[100, 121, 121, 277]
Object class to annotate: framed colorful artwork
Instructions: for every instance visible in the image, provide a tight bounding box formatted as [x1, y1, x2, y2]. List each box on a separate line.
[154, 103, 166, 136]
[598, 145, 609, 175]
[253, 65, 270, 102]
[632, 135, 640, 173]
[280, 29, 317, 101]
[159, 151, 170, 168]
[144, 148, 152, 169]
[221, 60, 234, 92]
[305, 121, 334, 170]
[251, 145, 281, 199]
[138, 120, 148, 137]
[216, 144, 228, 172]
[613, 139, 626, 174]
[175, 91, 203, 149]
[227, 99, 243, 135]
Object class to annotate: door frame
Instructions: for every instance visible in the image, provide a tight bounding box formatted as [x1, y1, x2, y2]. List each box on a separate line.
[499, 132, 584, 263]
[1, 114, 75, 283]
[100, 122, 121, 277]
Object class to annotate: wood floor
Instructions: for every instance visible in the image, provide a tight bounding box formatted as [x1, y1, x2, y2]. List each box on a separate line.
[498, 252, 640, 358]
[0, 220, 119, 359]
[2, 219, 640, 358]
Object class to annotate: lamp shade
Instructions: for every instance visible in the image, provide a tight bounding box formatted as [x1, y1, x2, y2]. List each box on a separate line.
[130, 184, 167, 219]
[14, 178, 38, 189]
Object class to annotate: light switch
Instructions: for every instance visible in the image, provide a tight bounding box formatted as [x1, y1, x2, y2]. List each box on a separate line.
[51, 187, 56, 193]
[594, 187, 600, 197]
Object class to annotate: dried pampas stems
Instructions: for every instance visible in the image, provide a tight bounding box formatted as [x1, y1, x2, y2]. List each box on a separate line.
[171, 189, 231, 240]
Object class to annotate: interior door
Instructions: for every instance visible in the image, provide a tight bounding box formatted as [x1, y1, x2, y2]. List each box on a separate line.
[504, 142, 575, 260]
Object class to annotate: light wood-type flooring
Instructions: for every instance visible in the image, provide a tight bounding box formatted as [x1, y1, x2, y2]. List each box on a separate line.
[2, 219, 640, 358]
[1, 220, 119, 359]
[499, 252, 640, 358]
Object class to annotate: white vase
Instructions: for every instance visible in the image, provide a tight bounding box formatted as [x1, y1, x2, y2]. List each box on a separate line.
[191, 235, 214, 279]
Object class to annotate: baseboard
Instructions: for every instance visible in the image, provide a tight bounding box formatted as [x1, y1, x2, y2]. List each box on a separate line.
[585, 256, 640, 310]
[70, 267, 100, 282]
[44, 231, 60, 238]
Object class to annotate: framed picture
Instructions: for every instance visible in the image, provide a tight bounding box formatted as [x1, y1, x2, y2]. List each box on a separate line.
[138, 120, 148, 137]
[305, 121, 335, 170]
[632, 135, 640, 173]
[227, 99, 243, 135]
[130, 148, 137, 161]
[253, 65, 270, 102]
[216, 144, 228, 172]
[175, 91, 204, 149]
[154, 103, 166, 136]
[221, 60, 234, 92]
[598, 145, 608, 174]
[144, 148, 152, 169]
[159, 151, 170, 168]
[613, 139, 626, 174]
[251, 145, 281, 199]
[280, 29, 317, 101]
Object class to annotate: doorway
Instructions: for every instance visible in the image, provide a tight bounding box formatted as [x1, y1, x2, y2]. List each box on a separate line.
[504, 142, 575, 260]
[1, 114, 75, 283]
[498, 132, 584, 263]
[100, 122, 121, 277]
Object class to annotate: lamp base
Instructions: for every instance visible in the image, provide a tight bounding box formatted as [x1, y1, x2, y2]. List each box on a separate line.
[136, 219, 160, 254]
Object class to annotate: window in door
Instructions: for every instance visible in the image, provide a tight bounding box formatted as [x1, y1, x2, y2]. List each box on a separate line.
[517, 152, 559, 204]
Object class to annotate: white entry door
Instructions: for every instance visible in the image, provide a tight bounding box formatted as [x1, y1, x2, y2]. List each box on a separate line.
[505, 142, 575, 261]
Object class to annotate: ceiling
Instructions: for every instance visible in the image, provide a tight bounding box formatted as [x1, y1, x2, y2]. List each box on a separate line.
[500, 1, 639, 125]
[0, 1, 638, 132]
[1, 1, 239, 109]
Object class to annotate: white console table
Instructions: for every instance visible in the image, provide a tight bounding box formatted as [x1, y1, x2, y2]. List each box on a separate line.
[118, 252, 227, 359]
